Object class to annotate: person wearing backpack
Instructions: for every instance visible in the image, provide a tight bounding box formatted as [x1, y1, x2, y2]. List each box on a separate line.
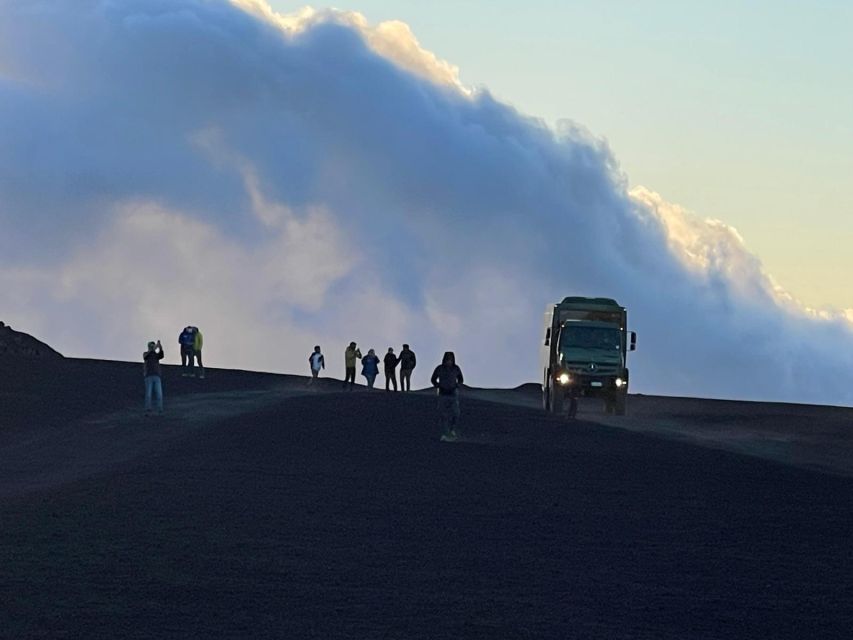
[430, 351, 464, 441]
[308, 345, 325, 385]
[398, 344, 417, 392]
[178, 327, 194, 376]
[383, 347, 399, 391]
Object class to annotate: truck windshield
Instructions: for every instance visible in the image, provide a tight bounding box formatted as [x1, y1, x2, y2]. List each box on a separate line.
[560, 326, 621, 351]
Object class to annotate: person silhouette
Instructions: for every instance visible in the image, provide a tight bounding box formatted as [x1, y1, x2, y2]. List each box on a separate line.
[384, 347, 399, 391]
[430, 351, 464, 441]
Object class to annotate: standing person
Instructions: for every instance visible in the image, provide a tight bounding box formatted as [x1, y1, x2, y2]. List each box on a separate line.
[143, 340, 165, 414]
[344, 342, 362, 390]
[192, 326, 204, 379]
[178, 327, 194, 376]
[361, 348, 380, 389]
[398, 344, 417, 392]
[383, 347, 399, 391]
[430, 351, 464, 442]
[308, 345, 325, 385]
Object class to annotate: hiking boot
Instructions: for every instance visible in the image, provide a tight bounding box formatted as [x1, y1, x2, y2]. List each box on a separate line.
[440, 435, 451, 442]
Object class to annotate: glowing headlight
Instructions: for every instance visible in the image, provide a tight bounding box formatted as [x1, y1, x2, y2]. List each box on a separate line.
[615, 377, 625, 388]
[558, 373, 571, 385]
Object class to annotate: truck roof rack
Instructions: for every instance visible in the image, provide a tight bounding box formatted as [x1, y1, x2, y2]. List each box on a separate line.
[559, 297, 621, 307]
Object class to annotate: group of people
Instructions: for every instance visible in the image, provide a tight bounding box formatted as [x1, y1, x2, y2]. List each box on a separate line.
[309, 343, 464, 441]
[178, 326, 204, 378]
[142, 326, 205, 414]
[326, 342, 417, 392]
[143, 333, 465, 441]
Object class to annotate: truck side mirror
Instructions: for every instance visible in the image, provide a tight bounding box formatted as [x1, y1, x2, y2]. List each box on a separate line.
[544, 327, 551, 346]
[630, 331, 637, 351]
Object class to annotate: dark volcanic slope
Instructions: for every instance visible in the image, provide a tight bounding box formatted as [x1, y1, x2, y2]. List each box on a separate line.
[0, 323, 62, 359]
[1, 360, 852, 639]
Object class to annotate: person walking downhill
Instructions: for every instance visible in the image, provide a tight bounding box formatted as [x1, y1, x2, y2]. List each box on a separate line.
[398, 343, 416, 392]
[361, 349, 380, 390]
[308, 345, 325, 386]
[192, 326, 204, 379]
[143, 340, 165, 415]
[344, 342, 362, 390]
[178, 327, 194, 376]
[431, 351, 464, 442]
[384, 347, 399, 391]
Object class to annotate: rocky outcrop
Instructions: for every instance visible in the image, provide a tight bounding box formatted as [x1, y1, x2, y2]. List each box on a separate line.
[0, 322, 63, 359]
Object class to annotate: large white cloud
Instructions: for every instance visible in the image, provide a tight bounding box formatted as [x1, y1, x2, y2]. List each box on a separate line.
[1, 0, 851, 404]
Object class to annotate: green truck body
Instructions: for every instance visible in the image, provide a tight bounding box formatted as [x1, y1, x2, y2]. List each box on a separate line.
[540, 297, 637, 416]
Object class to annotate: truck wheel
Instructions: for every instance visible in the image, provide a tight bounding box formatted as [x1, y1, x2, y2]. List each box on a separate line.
[603, 394, 615, 414]
[549, 387, 563, 414]
[543, 386, 551, 412]
[614, 393, 627, 416]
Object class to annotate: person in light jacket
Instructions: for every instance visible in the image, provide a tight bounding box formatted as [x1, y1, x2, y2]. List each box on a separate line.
[344, 342, 362, 390]
[308, 345, 325, 385]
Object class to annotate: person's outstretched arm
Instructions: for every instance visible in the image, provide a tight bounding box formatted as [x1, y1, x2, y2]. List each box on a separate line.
[456, 367, 464, 386]
[320, 355, 325, 369]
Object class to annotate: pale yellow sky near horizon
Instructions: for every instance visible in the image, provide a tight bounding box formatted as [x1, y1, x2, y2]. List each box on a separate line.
[271, 0, 853, 313]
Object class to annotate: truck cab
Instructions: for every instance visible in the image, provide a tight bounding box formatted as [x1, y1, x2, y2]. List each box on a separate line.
[541, 297, 636, 416]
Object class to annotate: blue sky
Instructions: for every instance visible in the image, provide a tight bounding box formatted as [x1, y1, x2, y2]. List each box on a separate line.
[271, 0, 853, 311]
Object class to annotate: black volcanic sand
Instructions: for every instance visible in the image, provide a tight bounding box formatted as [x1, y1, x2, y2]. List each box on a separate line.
[1, 359, 852, 638]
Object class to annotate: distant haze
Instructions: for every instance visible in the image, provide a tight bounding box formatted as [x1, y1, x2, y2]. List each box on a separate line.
[1, 0, 851, 405]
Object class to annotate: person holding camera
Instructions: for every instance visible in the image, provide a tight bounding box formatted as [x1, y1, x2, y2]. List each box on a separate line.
[143, 340, 165, 414]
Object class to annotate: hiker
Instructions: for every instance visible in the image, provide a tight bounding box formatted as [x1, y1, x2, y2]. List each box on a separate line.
[308, 345, 325, 385]
[430, 351, 464, 442]
[399, 343, 416, 392]
[143, 340, 165, 414]
[361, 348, 380, 389]
[178, 327, 194, 376]
[344, 342, 362, 390]
[192, 326, 204, 379]
[384, 347, 399, 391]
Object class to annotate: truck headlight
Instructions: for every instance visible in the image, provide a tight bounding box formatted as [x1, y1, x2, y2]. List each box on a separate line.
[615, 377, 624, 388]
[558, 372, 571, 385]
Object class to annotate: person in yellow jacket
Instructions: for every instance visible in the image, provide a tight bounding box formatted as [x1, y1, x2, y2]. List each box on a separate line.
[192, 327, 204, 379]
[343, 342, 362, 390]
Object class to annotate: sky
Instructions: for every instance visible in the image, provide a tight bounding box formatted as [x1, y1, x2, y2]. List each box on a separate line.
[1, 0, 851, 405]
[269, 0, 853, 312]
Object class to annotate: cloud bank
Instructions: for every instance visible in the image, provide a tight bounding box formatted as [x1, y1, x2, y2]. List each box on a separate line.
[1, 0, 851, 404]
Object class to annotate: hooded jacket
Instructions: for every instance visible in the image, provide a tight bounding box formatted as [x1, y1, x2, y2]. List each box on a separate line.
[430, 352, 464, 396]
[361, 353, 380, 376]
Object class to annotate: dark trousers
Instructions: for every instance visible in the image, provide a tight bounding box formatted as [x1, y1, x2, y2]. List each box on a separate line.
[344, 367, 356, 388]
[194, 349, 204, 376]
[400, 368, 413, 392]
[385, 368, 397, 391]
[181, 347, 194, 373]
[438, 392, 460, 437]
